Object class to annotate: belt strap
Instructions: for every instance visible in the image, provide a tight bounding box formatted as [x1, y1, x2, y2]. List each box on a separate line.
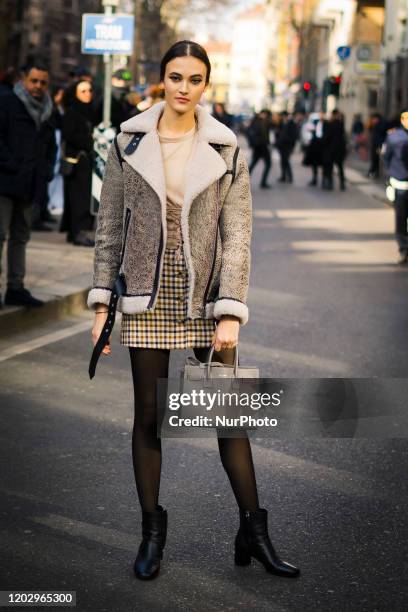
[88, 274, 127, 379]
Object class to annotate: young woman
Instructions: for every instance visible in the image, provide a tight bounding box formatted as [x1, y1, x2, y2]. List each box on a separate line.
[88, 40, 300, 581]
[60, 80, 97, 246]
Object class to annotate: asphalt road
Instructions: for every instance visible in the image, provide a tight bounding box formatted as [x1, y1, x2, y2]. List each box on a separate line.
[0, 154, 407, 612]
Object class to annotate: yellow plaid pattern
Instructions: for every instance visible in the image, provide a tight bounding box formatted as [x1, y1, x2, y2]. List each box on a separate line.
[120, 244, 216, 348]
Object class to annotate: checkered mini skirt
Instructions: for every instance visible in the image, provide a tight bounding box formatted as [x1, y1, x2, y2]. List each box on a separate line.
[120, 244, 216, 349]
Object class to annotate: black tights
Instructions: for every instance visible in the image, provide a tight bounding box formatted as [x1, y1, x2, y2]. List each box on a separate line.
[129, 346, 260, 513]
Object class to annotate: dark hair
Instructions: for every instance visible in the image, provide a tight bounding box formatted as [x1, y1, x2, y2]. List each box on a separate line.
[160, 40, 211, 85]
[62, 81, 89, 109]
[21, 58, 49, 75]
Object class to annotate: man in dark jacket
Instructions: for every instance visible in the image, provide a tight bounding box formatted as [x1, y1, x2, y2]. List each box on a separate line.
[368, 112, 388, 178]
[275, 111, 297, 183]
[0, 59, 57, 307]
[322, 109, 347, 190]
[247, 110, 272, 188]
[383, 109, 408, 264]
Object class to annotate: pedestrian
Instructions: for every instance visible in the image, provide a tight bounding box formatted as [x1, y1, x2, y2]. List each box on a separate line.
[60, 80, 98, 246]
[96, 68, 134, 132]
[367, 112, 387, 179]
[0, 58, 57, 308]
[0, 67, 18, 96]
[382, 109, 408, 264]
[351, 113, 365, 154]
[302, 113, 324, 186]
[275, 111, 297, 183]
[247, 110, 272, 188]
[212, 101, 234, 129]
[88, 39, 300, 581]
[32, 84, 62, 230]
[322, 109, 347, 191]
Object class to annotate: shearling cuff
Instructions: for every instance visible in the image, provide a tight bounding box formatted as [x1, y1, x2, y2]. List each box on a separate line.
[213, 298, 249, 326]
[87, 288, 112, 310]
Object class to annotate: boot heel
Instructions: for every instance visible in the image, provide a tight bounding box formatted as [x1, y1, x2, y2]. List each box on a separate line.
[234, 543, 251, 566]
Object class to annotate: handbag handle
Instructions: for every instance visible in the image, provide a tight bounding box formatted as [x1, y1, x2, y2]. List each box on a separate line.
[206, 344, 239, 379]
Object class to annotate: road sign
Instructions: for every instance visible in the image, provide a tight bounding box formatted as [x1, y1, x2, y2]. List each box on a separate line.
[355, 62, 385, 75]
[356, 45, 373, 61]
[81, 14, 134, 55]
[337, 46, 351, 61]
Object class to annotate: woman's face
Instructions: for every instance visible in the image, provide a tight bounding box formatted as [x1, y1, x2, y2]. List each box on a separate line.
[162, 55, 208, 114]
[76, 80, 93, 104]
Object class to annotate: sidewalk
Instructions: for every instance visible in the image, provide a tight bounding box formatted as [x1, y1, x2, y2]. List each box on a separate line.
[345, 152, 388, 204]
[0, 221, 94, 337]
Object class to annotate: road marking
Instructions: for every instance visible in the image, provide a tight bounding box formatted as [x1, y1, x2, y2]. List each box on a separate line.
[31, 513, 136, 552]
[239, 340, 350, 374]
[174, 439, 379, 498]
[0, 319, 93, 363]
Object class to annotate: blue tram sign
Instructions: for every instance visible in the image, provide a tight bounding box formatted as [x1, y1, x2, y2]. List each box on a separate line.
[82, 14, 134, 55]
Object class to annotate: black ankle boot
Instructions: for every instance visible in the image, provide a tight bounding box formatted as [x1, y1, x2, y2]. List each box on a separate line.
[234, 508, 300, 577]
[134, 504, 167, 580]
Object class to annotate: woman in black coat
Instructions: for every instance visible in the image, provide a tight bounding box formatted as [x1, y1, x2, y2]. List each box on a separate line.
[60, 81, 97, 246]
[302, 115, 324, 186]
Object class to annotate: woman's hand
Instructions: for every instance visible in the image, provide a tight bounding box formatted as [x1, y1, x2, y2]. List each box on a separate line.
[211, 315, 240, 352]
[91, 308, 111, 356]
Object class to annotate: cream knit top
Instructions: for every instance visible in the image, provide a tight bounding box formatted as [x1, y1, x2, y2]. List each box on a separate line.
[157, 121, 198, 249]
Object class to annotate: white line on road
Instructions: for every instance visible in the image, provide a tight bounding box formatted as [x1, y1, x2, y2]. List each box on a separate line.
[239, 340, 350, 374]
[0, 319, 93, 363]
[32, 512, 136, 552]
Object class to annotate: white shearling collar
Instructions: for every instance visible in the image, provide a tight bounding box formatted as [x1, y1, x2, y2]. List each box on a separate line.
[120, 100, 237, 147]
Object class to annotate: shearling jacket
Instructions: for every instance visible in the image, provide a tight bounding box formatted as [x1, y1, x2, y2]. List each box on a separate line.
[87, 100, 252, 325]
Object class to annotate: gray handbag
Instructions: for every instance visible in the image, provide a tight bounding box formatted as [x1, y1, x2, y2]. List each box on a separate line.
[179, 344, 260, 425]
[182, 344, 259, 385]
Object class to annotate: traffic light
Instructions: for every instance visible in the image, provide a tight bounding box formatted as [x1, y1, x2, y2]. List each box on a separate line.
[328, 75, 342, 97]
[303, 81, 312, 97]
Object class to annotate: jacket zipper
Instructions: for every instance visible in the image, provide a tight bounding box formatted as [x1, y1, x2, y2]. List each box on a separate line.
[147, 224, 163, 309]
[120, 207, 131, 267]
[202, 230, 218, 309]
[203, 180, 221, 309]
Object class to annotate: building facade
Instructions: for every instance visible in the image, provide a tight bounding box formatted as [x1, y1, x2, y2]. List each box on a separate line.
[204, 41, 231, 105]
[297, 0, 385, 127]
[1, 0, 103, 87]
[228, 3, 276, 113]
[382, 0, 408, 119]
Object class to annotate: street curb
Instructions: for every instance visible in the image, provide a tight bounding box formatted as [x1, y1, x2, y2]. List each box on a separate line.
[0, 288, 90, 338]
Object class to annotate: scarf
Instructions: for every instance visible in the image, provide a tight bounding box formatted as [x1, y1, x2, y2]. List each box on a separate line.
[13, 80, 53, 130]
[70, 97, 95, 123]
